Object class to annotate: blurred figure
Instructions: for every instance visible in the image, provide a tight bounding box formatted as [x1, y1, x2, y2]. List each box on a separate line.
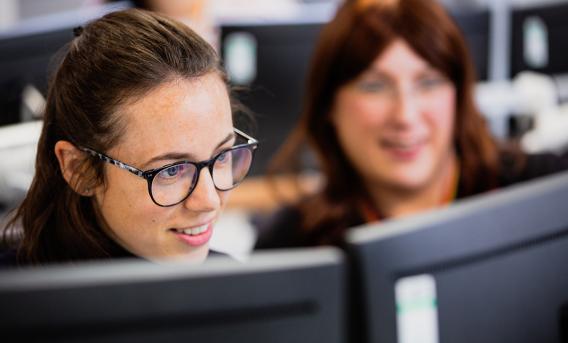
[112, 0, 217, 47]
[255, 0, 568, 248]
[0, 9, 257, 267]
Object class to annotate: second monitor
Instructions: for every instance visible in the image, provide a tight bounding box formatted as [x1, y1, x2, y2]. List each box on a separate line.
[347, 171, 568, 343]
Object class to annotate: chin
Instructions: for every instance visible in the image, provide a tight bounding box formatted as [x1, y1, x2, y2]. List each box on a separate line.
[181, 245, 210, 263]
[381, 171, 434, 192]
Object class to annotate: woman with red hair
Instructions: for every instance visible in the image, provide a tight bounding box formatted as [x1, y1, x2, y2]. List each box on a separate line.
[255, 0, 568, 248]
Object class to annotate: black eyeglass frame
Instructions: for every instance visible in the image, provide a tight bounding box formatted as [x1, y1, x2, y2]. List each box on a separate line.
[79, 128, 258, 207]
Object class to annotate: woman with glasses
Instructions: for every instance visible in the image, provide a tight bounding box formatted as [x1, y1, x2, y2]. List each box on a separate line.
[0, 9, 257, 266]
[255, 0, 568, 249]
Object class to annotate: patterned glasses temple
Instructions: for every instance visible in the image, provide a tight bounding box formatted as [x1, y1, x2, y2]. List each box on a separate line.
[78, 128, 258, 180]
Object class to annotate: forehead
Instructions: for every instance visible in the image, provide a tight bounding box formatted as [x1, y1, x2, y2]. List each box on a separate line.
[112, 73, 233, 162]
[370, 39, 430, 74]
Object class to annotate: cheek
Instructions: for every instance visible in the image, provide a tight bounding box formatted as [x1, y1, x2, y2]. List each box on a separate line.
[101, 168, 139, 204]
[333, 93, 391, 137]
[425, 89, 456, 145]
[218, 190, 231, 209]
[96, 168, 162, 232]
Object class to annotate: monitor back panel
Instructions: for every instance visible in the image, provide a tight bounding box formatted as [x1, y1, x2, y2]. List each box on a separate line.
[0, 248, 346, 343]
[347, 171, 568, 343]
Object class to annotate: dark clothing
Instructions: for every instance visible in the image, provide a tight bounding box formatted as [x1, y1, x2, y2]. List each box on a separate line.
[494, 151, 568, 190]
[0, 249, 17, 267]
[255, 151, 568, 249]
[208, 250, 228, 258]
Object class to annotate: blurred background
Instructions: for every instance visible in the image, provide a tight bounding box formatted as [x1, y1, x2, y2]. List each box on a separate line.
[1, 0, 568, 258]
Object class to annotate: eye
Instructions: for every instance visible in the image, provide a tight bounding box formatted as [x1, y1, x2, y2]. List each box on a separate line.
[216, 150, 232, 165]
[417, 75, 446, 90]
[356, 79, 390, 93]
[157, 164, 188, 180]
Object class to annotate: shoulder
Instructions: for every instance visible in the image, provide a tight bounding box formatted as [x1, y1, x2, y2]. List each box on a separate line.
[253, 205, 305, 250]
[499, 150, 568, 187]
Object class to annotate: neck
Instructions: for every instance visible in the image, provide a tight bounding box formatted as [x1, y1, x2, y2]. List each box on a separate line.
[369, 153, 458, 219]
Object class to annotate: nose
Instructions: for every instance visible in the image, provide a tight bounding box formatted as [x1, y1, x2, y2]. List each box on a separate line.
[391, 85, 419, 126]
[183, 168, 221, 213]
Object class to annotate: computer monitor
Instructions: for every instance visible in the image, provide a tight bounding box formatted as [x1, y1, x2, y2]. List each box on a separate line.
[510, 2, 568, 77]
[0, 27, 72, 126]
[0, 3, 129, 126]
[346, 171, 568, 343]
[450, 8, 490, 81]
[220, 22, 323, 175]
[0, 247, 346, 343]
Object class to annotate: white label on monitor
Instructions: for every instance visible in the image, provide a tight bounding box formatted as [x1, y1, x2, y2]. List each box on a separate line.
[395, 274, 439, 343]
[223, 32, 257, 85]
[523, 16, 548, 68]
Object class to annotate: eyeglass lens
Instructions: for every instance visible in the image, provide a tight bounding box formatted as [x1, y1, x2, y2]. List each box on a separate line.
[150, 146, 253, 206]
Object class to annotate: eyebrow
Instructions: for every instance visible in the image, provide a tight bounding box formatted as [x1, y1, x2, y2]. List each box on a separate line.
[360, 66, 444, 83]
[142, 132, 236, 169]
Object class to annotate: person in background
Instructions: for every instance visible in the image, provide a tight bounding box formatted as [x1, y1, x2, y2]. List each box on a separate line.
[255, 0, 568, 249]
[0, 9, 257, 267]
[108, 0, 217, 47]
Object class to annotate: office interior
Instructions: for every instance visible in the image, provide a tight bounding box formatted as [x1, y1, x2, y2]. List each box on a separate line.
[0, 0, 567, 342]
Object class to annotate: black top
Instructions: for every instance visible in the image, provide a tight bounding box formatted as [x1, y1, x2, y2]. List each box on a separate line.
[0, 249, 17, 267]
[254, 151, 568, 249]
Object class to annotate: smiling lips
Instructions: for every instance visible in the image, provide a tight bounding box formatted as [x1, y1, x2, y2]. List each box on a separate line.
[170, 222, 213, 247]
[381, 138, 426, 160]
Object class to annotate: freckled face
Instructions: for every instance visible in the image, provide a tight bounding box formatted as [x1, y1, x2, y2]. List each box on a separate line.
[94, 74, 233, 262]
[331, 39, 457, 192]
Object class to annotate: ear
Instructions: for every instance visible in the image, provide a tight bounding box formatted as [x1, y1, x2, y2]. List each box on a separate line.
[54, 140, 92, 196]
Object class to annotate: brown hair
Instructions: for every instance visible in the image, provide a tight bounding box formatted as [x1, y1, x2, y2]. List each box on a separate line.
[3, 9, 236, 265]
[270, 0, 499, 245]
